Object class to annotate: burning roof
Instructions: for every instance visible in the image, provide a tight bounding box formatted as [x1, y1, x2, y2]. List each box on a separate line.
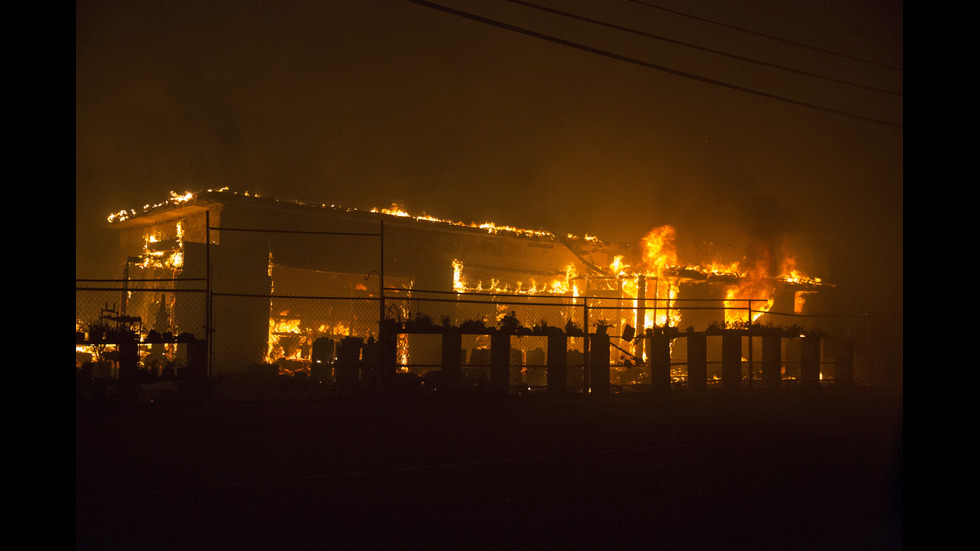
[106, 188, 830, 302]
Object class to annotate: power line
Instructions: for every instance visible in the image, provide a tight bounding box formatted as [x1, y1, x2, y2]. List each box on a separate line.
[626, 0, 903, 72]
[502, 0, 900, 97]
[403, 0, 902, 129]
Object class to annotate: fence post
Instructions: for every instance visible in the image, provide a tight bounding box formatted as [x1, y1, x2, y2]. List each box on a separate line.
[118, 336, 139, 403]
[590, 332, 610, 394]
[441, 328, 462, 391]
[336, 336, 364, 390]
[378, 323, 397, 393]
[205, 210, 213, 391]
[546, 329, 568, 394]
[583, 299, 590, 393]
[378, 220, 386, 390]
[687, 330, 707, 391]
[311, 337, 335, 383]
[722, 330, 742, 390]
[762, 333, 782, 388]
[801, 334, 822, 387]
[649, 330, 671, 393]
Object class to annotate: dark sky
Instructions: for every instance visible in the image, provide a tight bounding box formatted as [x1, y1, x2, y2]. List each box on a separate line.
[76, 0, 902, 374]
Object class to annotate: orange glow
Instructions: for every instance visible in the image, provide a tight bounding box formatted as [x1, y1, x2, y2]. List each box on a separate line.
[104, 191, 828, 373]
[136, 221, 185, 270]
[452, 258, 579, 296]
[794, 291, 808, 314]
[640, 225, 678, 276]
[724, 249, 775, 324]
[371, 203, 554, 239]
[610, 255, 629, 276]
[107, 190, 200, 223]
[453, 259, 466, 292]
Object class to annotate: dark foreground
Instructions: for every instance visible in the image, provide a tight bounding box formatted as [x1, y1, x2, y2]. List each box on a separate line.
[76, 385, 903, 550]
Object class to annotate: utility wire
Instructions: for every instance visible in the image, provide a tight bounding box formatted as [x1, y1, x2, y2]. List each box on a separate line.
[403, 0, 902, 129]
[502, 0, 900, 97]
[626, 0, 903, 72]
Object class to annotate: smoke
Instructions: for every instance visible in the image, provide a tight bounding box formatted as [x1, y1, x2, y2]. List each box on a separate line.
[735, 190, 802, 277]
[647, 167, 807, 277]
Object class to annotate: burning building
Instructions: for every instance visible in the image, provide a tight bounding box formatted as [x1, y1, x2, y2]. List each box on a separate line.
[93, 189, 833, 386]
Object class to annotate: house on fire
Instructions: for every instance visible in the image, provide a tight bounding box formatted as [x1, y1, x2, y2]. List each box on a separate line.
[103, 189, 832, 379]
[105, 190, 627, 373]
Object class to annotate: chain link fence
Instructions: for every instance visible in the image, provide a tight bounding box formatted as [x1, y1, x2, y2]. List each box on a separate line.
[76, 277, 209, 403]
[384, 292, 869, 392]
[77, 276, 870, 402]
[77, 212, 869, 402]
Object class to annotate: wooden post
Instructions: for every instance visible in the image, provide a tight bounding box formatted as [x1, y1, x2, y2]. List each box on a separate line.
[762, 334, 781, 388]
[649, 331, 671, 393]
[687, 331, 707, 391]
[722, 331, 742, 390]
[337, 336, 365, 390]
[441, 328, 462, 392]
[801, 335, 822, 387]
[590, 333, 610, 394]
[118, 336, 139, 403]
[546, 330, 568, 394]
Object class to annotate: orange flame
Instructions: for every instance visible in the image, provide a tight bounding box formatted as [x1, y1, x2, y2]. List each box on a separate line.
[639, 225, 678, 276]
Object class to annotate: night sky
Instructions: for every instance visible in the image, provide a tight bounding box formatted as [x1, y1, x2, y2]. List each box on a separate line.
[75, 0, 902, 377]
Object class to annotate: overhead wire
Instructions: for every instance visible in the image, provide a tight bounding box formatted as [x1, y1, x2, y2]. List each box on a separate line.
[625, 0, 903, 72]
[403, 0, 902, 129]
[501, 0, 901, 97]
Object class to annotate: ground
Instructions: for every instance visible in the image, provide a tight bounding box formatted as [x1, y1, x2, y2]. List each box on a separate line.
[76, 384, 902, 550]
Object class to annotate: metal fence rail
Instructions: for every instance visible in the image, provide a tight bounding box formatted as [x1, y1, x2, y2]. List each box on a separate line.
[382, 291, 867, 390]
[77, 279, 870, 402]
[76, 279, 209, 403]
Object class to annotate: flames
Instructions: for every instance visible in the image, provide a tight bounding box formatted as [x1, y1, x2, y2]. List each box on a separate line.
[452, 259, 466, 293]
[452, 259, 582, 297]
[267, 311, 355, 372]
[102, 191, 826, 373]
[636, 225, 814, 325]
[371, 203, 553, 239]
[268, 211, 819, 370]
[450, 221, 818, 332]
[604, 247, 681, 333]
[453, 225, 820, 360]
[107, 190, 198, 224]
[137, 221, 185, 270]
[640, 225, 678, 276]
